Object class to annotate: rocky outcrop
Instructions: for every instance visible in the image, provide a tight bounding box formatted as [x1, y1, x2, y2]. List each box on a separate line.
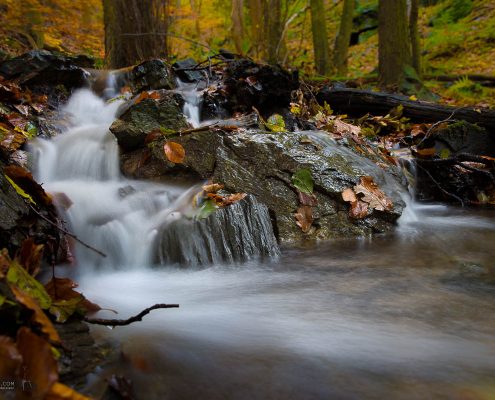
[158, 195, 280, 266]
[123, 129, 405, 243]
[126, 59, 175, 93]
[110, 93, 189, 151]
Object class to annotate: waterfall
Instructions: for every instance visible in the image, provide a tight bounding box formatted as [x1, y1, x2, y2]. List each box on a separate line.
[29, 82, 279, 269]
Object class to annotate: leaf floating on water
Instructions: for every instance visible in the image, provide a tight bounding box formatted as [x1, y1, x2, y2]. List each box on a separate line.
[292, 169, 314, 194]
[295, 205, 313, 233]
[163, 141, 185, 164]
[354, 176, 393, 212]
[265, 114, 285, 132]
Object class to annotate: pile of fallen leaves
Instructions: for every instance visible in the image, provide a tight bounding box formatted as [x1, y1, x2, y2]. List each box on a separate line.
[0, 240, 98, 400]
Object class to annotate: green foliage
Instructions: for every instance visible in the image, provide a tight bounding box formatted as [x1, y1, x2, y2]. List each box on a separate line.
[196, 199, 218, 219]
[265, 114, 286, 132]
[7, 261, 51, 309]
[446, 76, 485, 101]
[292, 169, 314, 194]
[432, 0, 473, 25]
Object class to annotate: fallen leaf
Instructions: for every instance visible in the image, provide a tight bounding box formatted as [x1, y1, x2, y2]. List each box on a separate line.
[10, 286, 60, 343]
[196, 199, 217, 219]
[292, 169, 314, 194]
[349, 199, 369, 219]
[4, 165, 52, 206]
[17, 327, 58, 399]
[354, 176, 393, 212]
[202, 183, 224, 193]
[295, 205, 313, 233]
[7, 260, 51, 309]
[46, 382, 92, 400]
[265, 114, 285, 132]
[163, 141, 185, 164]
[144, 129, 162, 144]
[219, 192, 247, 206]
[0, 336, 22, 378]
[413, 147, 436, 158]
[342, 188, 357, 203]
[134, 91, 160, 105]
[15, 238, 43, 277]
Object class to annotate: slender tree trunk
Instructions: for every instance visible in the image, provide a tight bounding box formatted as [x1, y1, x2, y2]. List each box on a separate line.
[248, 0, 265, 59]
[104, 0, 169, 69]
[378, 0, 412, 89]
[309, 0, 331, 75]
[265, 0, 284, 64]
[333, 0, 355, 76]
[23, 2, 44, 49]
[231, 0, 245, 53]
[409, 0, 421, 77]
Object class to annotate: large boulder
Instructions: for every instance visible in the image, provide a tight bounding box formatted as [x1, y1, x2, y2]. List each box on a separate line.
[138, 129, 405, 243]
[157, 195, 280, 266]
[110, 93, 189, 151]
[126, 59, 175, 93]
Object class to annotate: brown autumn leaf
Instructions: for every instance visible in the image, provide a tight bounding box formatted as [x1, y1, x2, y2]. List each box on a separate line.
[349, 199, 369, 219]
[295, 205, 313, 233]
[0, 123, 26, 152]
[16, 327, 58, 400]
[354, 176, 393, 212]
[412, 147, 436, 158]
[46, 382, 92, 400]
[163, 141, 185, 164]
[134, 90, 161, 105]
[202, 183, 224, 193]
[11, 286, 60, 344]
[207, 192, 247, 207]
[5, 112, 29, 130]
[15, 238, 44, 277]
[0, 336, 22, 379]
[298, 191, 317, 206]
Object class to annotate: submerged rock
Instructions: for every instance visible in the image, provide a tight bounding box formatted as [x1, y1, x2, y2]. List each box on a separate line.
[139, 129, 405, 243]
[110, 93, 189, 151]
[157, 195, 280, 266]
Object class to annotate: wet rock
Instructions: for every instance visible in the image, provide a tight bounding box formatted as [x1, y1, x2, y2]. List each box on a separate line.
[0, 50, 90, 90]
[157, 195, 280, 266]
[110, 93, 189, 151]
[415, 121, 495, 204]
[173, 58, 204, 83]
[222, 59, 299, 114]
[147, 130, 405, 242]
[126, 59, 174, 93]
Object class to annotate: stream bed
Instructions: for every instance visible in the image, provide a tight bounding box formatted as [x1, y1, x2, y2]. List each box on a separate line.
[76, 204, 495, 400]
[30, 87, 495, 400]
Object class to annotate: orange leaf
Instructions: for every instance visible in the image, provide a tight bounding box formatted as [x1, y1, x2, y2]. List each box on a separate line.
[295, 205, 313, 233]
[349, 200, 369, 219]
[45, 277, 100, 312]
[164, 141, 185, 164]
[342, 188, 357, 203]
[11, 286, 60, 344]
[354, 176, 393, 212]
[46, 382, 92, 400]
[16, 327, 58, 399]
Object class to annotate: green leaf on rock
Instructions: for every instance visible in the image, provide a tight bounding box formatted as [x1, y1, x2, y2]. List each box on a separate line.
[292, 169, 314, 194]
[265, 114, 286, 132]
[196, 199, 218, 219]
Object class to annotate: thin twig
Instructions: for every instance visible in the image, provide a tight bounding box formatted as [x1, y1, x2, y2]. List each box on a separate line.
[84, 304, 179, 326]
[418, 108, 461, 146]
[416, 163, 465, 206]
[29, 204, 107, 258]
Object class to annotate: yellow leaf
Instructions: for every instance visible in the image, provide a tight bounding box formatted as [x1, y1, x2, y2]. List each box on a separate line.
[409, 95, 418, 101]
[46, 382, 92, 400]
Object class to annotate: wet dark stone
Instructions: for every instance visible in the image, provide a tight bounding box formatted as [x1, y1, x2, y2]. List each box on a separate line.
[126, 59, 174, 93]
[173, 58, 204, 83]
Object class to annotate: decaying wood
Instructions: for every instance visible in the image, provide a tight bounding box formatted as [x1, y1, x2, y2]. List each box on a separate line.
[316, 87, 495, 130]
[84, 303, 179, 326]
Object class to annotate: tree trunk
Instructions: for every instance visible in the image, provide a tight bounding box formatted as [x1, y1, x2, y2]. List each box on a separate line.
[248, 0, 265, 59]
[310, 0, 331, 75]
[333, 0, 355, 76]
[103, 0, 169, 69]
[231, 0, 245, 54]
[265, 0, 284, 64]
[378, 0, 412, 89]
[409, 0, 421, 77]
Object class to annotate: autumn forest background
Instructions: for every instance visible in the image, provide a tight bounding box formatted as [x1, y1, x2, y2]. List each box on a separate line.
[0, 0, 494, 107]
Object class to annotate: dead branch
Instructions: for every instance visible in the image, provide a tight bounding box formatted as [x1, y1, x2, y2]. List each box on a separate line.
[84, 304, 179, 326]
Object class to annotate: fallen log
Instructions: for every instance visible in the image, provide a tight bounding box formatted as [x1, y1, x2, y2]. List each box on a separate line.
[316, 87, 495, 131]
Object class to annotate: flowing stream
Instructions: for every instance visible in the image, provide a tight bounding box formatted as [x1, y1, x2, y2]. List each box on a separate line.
[30, 87, 495, 399]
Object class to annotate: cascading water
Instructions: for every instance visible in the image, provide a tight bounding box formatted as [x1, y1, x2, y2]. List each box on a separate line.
[29, 84, 495, 399]
[30, 89, 194, 268]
